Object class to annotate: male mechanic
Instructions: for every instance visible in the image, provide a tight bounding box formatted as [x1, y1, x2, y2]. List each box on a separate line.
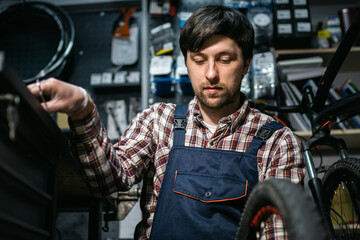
[29, 5, 304, 240]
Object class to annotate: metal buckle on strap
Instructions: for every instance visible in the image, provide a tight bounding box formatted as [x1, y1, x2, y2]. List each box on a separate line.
[174, 118, 187, 130]
[256, 127, 274, 142]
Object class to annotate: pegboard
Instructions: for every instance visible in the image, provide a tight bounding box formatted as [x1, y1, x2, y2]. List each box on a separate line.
[67, 10, 142, 91]
[0, 4, 142, 107]
[0, 5, 64, 80]
[66, 9, 142, 125]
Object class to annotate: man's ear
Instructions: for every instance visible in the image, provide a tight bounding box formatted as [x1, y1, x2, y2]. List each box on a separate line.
[243, 58, 251, 75]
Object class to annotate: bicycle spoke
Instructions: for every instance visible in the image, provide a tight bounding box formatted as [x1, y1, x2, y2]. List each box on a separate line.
[329, 179, 360, 239]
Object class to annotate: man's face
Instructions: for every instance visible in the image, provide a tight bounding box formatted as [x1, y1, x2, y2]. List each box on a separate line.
[186, 35, 250, 110]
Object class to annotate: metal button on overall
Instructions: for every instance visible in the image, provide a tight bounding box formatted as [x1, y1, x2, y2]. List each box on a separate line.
[205, 190, 212, 198]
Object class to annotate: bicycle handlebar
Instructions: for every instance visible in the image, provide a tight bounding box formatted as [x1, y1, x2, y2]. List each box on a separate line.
[315, 92, 360, 125]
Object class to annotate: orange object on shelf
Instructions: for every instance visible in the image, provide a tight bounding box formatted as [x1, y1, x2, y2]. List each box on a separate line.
[113, 8, 136, 39]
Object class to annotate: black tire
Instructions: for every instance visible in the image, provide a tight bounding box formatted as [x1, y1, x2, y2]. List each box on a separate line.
[323, 158, 360, 240]
[237, 179, 328, 240]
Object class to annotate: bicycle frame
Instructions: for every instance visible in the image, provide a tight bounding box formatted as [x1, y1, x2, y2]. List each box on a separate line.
[253, 8, 360, 239]
[300, 9, 360, 240]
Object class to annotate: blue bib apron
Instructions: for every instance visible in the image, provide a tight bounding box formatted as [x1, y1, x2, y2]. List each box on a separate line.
[149, 105, 283, 240]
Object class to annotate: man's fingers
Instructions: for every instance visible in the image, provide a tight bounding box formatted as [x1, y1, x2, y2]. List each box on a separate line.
[27, 78, 87, 115]
[27, 79, 57, 112]
[40, 98, 58, 113]
[27, 82, 40, 96]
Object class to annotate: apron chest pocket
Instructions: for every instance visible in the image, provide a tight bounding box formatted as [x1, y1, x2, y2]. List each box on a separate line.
[173, 171, 248, 203]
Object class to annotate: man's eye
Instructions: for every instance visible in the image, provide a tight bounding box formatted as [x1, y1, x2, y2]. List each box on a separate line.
[219, 59, 231, 64]
[194, 59, 205, 64]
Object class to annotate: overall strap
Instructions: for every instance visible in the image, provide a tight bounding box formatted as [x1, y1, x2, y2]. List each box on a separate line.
[173, 104, 188, 147]
[245, 121, 284, 155]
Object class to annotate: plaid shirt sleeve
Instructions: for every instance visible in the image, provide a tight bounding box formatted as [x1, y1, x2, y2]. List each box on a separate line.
[259, 127, 305, 240]
[69, 106, 155, 198]
[261, 127, 305, 184]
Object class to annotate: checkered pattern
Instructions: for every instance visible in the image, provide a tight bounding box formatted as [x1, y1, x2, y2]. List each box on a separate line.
[69, 94, 304, 240]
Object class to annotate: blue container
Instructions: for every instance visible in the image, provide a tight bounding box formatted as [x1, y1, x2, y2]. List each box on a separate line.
[178, 77, 194, 96]
[152, 78, 175, 97]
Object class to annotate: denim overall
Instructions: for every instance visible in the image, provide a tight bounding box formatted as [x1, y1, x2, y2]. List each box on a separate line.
[149, 105, 283, 240]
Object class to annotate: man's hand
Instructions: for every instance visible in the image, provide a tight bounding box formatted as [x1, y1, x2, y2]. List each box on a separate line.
[27, 78, 94, 120]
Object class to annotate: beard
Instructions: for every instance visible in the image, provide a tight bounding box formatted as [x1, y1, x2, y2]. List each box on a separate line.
[194, 84, 239, 109]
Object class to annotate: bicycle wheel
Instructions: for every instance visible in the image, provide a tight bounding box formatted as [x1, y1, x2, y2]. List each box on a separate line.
[323, 158, 360, 240]
[237, 178, 328, 240]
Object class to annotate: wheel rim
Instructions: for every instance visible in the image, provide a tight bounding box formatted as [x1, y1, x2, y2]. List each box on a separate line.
[329, 178, 360, 239]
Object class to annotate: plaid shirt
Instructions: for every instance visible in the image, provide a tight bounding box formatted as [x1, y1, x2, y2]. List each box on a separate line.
[69, 95, 304, 240]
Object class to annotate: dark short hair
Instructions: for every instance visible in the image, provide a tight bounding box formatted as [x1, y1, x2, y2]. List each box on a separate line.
[179, 5, 254, 63]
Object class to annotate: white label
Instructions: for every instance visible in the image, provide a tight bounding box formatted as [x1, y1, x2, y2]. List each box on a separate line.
[163, 42, 174, 51]
[127, 71, 140, 83]
[277, 10, 291, 20]
[102, 72, 113, 84]
[179, 11, 192, 21]
[294, 9, 309, 19]
[114, 71, 127, 84]
[297, 22, 311, 32]
[253, 13, 271, 27]
[275, 0, 289, 4]
[151, 22, 171, 35]
[293, 0, 307, 5]
[90, 73, 102, 85]
[278, 24, 293, 34]
[150, 55, 173, 76]
[111, 25, 139, 66]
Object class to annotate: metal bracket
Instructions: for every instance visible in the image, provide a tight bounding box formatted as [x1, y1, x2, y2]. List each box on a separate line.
[0, 93, 20, 141]
[255, 126, 274, 142]
[173, 118, 186, 129]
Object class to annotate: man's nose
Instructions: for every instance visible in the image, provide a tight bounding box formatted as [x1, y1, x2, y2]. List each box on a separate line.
[205, 61, 218, 81]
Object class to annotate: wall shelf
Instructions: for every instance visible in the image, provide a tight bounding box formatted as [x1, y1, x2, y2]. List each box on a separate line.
[276, 46, 360, 55]
[296, 128, 360, 149]
[276, 46, 360, 149]
[275, 47, 360, 72]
